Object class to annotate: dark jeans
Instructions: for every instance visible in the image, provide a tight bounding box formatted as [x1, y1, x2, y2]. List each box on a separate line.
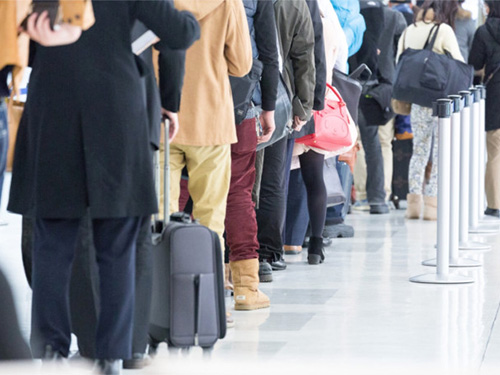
[0, 101, 8, 206]
[326, 158, 353, 225]
[256, 136, 288, 261]
[30, 217, 143, 359]
[225, 118, 260, 262]
[357, 111, 385, 205]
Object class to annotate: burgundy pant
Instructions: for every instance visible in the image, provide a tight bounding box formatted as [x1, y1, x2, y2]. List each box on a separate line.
[225, 118, 259, 262]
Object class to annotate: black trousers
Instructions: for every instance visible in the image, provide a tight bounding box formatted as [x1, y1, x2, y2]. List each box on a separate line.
[23, 215, 153, 358]
[30, 217, 143, 359]
[256, 136, 288, 260]
[0, 269, 31, 360]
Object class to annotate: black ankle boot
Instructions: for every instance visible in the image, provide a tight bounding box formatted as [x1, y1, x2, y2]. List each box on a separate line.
[43, 345, 64, 361]
[307, 237, 325, 265]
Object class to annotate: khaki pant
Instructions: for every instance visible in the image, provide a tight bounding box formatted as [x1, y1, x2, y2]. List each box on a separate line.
[354, 119, 394, 201]
[159, 143, 231, 248]
[486, 129, 500, 210]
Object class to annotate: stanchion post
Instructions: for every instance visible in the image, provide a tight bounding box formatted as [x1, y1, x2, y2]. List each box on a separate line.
[458, 91, 491, 251]
[423, 96, 482, 267]
[410, 99, 474, 284]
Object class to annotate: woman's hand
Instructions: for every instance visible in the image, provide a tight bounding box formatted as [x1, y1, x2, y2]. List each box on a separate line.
[22, 11, 82, 47]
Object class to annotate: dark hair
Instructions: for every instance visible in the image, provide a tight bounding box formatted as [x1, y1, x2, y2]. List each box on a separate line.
[486, 1, 500, 18]
[420, 0, 459, 29]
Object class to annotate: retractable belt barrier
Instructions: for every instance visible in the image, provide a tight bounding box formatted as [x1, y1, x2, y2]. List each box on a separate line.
[409, 85, 500, 284]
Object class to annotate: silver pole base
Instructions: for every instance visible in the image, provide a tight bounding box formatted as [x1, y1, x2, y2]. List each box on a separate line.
[469, 225, 498, 234]
[459, 241, 491, 251]
[409, 273, 474, 284]
[479, 216, 500, 223]
[422, 258, 482, 268]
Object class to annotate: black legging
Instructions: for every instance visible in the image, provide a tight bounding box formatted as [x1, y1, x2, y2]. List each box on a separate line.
[298, 149, 327, 238]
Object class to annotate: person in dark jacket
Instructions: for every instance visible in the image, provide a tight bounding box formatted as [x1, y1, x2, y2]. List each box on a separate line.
[256, 0, 316, 279]
[225, 0, 279, 310]
[7, 2, 200, 374]
[469, 0, 500, 218]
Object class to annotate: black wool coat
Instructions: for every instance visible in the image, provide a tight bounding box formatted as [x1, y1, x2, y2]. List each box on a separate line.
[8, 0, 199, 219]
[469, 17, 500, 132]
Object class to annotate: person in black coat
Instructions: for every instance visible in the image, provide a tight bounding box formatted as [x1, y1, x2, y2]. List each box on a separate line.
[469, 0, 500, 218]
[7, 1, 199, 373]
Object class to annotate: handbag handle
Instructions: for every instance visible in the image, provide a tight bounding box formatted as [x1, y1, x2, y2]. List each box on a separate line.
[348, 63, 372, 85]
[423, 24, 440, 51]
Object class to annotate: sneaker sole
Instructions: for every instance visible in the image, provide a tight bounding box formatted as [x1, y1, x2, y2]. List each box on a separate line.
[234, 303, 270, 311]
[259, 274, 273, 283]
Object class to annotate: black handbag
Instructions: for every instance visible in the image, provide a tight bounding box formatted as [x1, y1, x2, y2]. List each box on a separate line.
[256, 74, 292, 151]
[331, 64, 371, 124]
[393, 24, 474, 108]
[229, 59, 264, 124]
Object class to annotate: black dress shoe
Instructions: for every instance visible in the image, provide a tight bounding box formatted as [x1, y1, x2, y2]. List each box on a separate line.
[96, 359, 122, 375]
[270, 254, 287, 271]
[123, 353, 152, 369]
[485, 207, 500, 218]
[258, 260, 273, 283]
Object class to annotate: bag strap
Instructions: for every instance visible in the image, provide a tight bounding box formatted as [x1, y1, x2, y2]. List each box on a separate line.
[423, 24, 440, 51]
[485, 65, 500, 86]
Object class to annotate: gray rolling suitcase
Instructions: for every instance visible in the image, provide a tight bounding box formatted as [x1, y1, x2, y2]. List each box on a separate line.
[149, 120, 226, 350]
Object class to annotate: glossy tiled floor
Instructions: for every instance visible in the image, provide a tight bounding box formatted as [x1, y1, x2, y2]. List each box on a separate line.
[1, 173, 499, 374]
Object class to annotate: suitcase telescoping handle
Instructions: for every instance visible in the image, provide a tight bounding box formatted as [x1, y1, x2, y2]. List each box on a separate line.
[154, 119, 170, 224]
[163, 118, 170, 224]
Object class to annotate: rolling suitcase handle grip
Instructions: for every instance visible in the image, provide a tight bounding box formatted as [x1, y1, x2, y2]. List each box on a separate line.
[163, 118, 170, 224]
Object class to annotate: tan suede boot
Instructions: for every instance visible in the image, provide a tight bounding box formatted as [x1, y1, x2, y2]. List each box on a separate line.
[230, 259, 270, 311]
[406, 193, 422, 219]
[423, 196, 438, 221]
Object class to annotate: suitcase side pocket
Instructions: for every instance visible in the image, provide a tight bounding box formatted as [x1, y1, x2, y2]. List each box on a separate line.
[170, 274, 196, 347]
[196, 273, 219, 347]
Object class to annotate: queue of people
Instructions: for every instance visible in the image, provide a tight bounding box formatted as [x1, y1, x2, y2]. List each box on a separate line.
[0, 1, 498, 375]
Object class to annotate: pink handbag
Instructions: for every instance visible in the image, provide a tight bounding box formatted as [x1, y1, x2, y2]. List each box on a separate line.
[295, 84, 352, 152]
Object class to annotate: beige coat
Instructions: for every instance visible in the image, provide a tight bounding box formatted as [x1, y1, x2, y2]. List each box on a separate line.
[0, 0, 94, 93]
[396, 8, 464, 63]
[173, 0, 252, 146]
